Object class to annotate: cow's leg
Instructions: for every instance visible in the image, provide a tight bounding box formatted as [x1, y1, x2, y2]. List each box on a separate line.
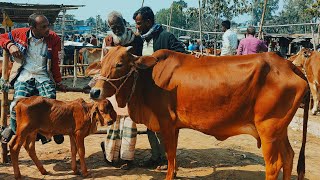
[161, 127, 179, 180]
[258, 123, 285, 180]
[75, 135, 88, 177]
[281, 135, 294, 180]
[174, 129, 179, 176]
[23, 132, 47, 175]
[70, 135, 79, 175]
[310, 83, 318, 115]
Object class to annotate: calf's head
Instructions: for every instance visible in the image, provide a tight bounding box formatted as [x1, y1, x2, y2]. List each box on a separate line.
[91, 99, 117, 127]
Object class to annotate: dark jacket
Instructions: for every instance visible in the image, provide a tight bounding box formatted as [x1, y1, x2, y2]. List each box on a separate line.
[152, 26, 185, 53]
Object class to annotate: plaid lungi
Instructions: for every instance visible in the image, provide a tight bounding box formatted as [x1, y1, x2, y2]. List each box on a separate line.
[104, 116, 137, 162]
[9, 78, 56, 132]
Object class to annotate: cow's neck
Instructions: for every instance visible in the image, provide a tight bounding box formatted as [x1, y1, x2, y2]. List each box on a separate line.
[119, 68, 161, 131]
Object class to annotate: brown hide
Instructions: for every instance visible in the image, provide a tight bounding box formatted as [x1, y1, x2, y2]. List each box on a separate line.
[9, 96, 117, 179]
[290, 48, 320, 115]
[0, 60, 13, 78]
[90, 46, 309, 180]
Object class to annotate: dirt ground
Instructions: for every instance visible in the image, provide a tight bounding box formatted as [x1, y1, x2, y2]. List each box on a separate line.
[0, 78, 319, 180]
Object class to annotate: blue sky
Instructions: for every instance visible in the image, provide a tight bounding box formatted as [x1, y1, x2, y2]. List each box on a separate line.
[4, 0, 284, 24]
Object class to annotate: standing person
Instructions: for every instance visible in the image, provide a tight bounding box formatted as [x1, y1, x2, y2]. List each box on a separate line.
[95, 11, 143, 170]
[133, 6, 186, 170]
[0, 13, 67, 144]
[90, 34, 98, 46]
[220, 20, 238, 56]
[237, 26, 268, 55]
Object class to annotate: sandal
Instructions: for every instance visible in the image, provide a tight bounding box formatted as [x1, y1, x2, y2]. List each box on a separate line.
[1, 127, 14, 143]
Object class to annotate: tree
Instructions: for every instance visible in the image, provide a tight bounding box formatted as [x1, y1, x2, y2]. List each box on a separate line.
[249, 0, 280, 26]
[155, 0, 188, 29]
[271, 0, 314, 33]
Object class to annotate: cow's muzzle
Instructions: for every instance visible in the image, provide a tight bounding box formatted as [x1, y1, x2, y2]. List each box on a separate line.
[90, 89, 101, 99]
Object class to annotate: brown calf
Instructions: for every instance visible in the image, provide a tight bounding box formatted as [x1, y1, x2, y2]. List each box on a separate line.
[9, 96, 117, 179]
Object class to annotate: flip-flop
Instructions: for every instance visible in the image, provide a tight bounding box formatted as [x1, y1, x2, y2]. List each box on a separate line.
[1, 127, 14, 143]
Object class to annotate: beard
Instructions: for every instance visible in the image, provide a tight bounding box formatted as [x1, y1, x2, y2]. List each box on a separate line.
[112, 28, 135, 46]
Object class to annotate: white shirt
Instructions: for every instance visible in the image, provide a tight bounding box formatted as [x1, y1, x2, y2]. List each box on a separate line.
[17, 32, 50, 83]
[142, 39, 154, 56]
[221, 29, 238, 56]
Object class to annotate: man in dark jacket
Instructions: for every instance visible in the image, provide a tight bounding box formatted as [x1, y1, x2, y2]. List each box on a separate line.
[133, 6, 186, 170]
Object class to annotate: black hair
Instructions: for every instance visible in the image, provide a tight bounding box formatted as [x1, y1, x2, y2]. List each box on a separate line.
[247, 26, 256, 35]
[28, 13, 46, 28]
[221, 20, 231, 29]
[133, 6, 155, 24]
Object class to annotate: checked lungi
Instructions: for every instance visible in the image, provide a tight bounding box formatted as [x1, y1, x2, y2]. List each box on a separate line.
[104, 116, 137, 162]
[9, 78, 56, 133]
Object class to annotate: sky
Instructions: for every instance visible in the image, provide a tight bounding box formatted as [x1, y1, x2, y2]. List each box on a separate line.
[4, 0, 284, 24]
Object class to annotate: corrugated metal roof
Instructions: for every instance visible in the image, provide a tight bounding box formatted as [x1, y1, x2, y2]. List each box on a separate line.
[0, 2, 84, 23]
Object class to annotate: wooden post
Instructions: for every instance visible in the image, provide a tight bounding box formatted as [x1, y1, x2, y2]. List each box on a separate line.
[311, 21, 316, 51]
[73, 49, 79, 87]
[258, 0, 268, 39]
[60, 8, 66, 74]
[198, 0, 203, 54]
[141, 0, 144, 7]
[1, 10, 9, 164]
[168, 3, 173, 32]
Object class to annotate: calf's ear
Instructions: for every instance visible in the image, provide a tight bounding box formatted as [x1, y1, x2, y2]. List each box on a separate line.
[134, 56, 157, 69]
[85, 61, 101, 76]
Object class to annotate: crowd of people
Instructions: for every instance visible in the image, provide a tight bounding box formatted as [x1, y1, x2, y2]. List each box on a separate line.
[0, 5, 269, 172]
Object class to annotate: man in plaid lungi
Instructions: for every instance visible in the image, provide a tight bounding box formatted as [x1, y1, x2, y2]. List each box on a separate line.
[0, 13, 66, 144]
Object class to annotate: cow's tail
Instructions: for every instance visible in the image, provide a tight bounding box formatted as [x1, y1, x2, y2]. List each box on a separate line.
[297, 88, 309, 180]
[290, 61, 310, 180]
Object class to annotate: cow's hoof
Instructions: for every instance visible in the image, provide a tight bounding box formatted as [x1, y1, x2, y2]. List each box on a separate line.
[40, 169, 48, 175]
[72, 170, 80, 175]
[312, 110, 317, 115]
[14, 174, 21, 180]
[81, 171, 90, 177]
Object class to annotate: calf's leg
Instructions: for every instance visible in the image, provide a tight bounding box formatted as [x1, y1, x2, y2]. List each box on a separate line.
[75, 134, 88, 177]
[23, 132, 47, 175]
[70, 135, 79, 175]
[9, 134, 26, 179]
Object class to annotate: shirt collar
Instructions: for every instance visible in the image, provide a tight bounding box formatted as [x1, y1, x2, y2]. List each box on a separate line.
[28, 30, 44, 43]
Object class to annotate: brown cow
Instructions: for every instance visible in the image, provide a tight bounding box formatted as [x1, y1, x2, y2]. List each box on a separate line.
[289, 48, 320, 115]
[9, 96, 117, 179]
[88, 46, 309, 180]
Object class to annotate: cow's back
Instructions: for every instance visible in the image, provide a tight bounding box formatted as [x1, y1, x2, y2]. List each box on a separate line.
[16, 97, 86, 134]
[151, 51, 307, 137]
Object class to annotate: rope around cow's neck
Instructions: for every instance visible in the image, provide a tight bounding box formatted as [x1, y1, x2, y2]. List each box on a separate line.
[96, 67, 139, 103]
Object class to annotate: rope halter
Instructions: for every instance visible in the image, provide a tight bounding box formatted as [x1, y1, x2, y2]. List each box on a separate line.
[96, 66, 139, 102]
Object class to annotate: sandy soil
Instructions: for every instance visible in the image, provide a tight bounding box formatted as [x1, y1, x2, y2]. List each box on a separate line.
[0, 79, 319, 180]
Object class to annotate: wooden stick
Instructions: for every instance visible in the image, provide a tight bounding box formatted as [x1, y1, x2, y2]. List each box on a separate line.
[258, 0, 268, 40]
[1, 11, 9, 163]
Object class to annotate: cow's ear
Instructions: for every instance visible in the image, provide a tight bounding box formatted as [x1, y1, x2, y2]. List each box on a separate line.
[85, 61, 101, 76]
[134, 56, 157, 69]
[103, 46, 112, 56]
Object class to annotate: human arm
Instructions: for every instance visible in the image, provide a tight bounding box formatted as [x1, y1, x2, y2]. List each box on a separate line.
[0, 32, 23, 59]
[237, 40, 244, 55]
[259, 40, 268, 52]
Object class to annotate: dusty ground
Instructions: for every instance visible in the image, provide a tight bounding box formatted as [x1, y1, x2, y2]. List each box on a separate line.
[0, 78, 319, 180]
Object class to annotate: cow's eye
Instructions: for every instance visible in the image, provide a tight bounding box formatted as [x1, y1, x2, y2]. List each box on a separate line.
[115, 63, 123, 68]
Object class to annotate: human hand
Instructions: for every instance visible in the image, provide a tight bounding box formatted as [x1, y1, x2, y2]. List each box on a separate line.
[56, 82, 67, 92]
[8, 43, 23, 59]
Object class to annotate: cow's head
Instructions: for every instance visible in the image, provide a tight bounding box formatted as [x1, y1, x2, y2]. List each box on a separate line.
[91, 99, 117, 127]
[89, 46, 157, 107]
[289, 48, 313, 71]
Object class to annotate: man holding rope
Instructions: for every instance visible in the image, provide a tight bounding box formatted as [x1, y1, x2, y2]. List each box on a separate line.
[0, 13, 67, 144]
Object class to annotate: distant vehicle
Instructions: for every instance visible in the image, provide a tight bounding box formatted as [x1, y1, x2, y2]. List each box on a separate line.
[178, 36, 191, 42]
